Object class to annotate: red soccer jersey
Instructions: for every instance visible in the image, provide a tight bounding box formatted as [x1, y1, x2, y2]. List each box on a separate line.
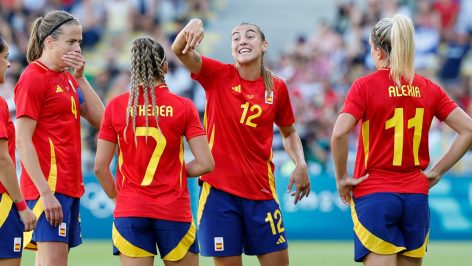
[341, 69, 457, 197]
[191, 56, 295, 200]
[14, 61, 83, 199]
[98, 84, 205, 222]
[0, 96, 15, 194]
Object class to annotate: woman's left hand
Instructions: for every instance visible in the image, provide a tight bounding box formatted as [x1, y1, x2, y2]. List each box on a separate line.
[62, 51, 85, 79]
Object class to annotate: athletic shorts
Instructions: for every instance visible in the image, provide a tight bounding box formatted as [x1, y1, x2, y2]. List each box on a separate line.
[0, 193, 24, 258]
[352, 193, 429, 262]
[197, 182, 288, 256]
[113, 217, 198, 261]
[25, 192, 82, 250]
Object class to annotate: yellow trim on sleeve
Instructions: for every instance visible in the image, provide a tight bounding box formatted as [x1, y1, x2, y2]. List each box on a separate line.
[112, 223, 154, 257]
[163, 222, 197, 261]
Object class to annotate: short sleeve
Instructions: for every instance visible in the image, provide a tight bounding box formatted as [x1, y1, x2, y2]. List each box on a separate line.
[184, 100, 206, 140]
[275, 81, 295, 127]
[434, 85, 458, 121]
[98, 102, 118, 143]
[190, 56, 225, 91]
[14, 74, 48, 120]
[340, 78, 366, 121]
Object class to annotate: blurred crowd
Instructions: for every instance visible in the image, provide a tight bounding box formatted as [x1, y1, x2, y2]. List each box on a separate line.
[1, 0, 471, 176]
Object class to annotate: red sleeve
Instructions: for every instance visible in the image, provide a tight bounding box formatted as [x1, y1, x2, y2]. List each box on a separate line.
[340, 78, 366, 121]
[184, 100, 206, 140]
[433, 84, 458, 121]
[98, 101, 118, 143]
[275, 80, 295, 127]
[14, 73, 48, 120]
[0, 100, 8, 140]
[190, 56, 225, 91]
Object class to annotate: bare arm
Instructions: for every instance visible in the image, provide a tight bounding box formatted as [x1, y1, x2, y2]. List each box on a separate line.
[62, 51, 104, 128]
[331, 113, 367, 204]
[0, 139, 36, 231]
[171, 18, 204, 75]
[425, 108, 472, 187]
[186, 135, 214, 177]
[94, 139, 118, 199]
[278, 125, 310, 204]
[16, 117, 63, 226]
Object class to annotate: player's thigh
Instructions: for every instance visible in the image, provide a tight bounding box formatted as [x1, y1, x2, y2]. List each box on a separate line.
[257, 248, 288, 266]
[119, 255, 154, 266]
[153, 219, 198, 263]
[241, 198, 288, 256]
[163, 252, 198, 266]
[36, 242, 69, 266]
[0, 258, 21, 266]
[198, 184, 243, 257]
[113, 217, 157, 257]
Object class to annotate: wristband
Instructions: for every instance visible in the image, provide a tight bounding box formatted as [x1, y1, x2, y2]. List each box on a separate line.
[15, 200, 27, 211]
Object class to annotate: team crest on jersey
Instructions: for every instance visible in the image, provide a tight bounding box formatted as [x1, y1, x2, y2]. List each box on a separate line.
[13, 237, 21, 252]
[59, 222, 67, 237]
[265, 90, 273, 104]
[214, 237, 224, 251]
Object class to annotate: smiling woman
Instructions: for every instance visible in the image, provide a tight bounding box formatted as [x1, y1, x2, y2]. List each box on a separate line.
[14, 10, 104, 266]
[172, 19, 310, 266]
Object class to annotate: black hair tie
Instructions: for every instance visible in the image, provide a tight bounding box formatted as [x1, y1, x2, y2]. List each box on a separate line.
[40, 17, 75, 43]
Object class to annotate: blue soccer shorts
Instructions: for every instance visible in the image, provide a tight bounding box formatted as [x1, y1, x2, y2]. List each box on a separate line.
[197, 182, 288, 257]
[25, 192, 82, 250]
[0, 193, 24, 258]
[351, 193, 429, 262]
[112, 217, 198, 261]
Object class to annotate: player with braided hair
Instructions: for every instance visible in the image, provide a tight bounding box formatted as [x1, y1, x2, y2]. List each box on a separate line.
[95, 36, 214, 266]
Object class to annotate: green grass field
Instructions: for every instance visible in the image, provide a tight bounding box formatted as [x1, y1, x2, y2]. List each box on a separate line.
[19, 240, 472, 266]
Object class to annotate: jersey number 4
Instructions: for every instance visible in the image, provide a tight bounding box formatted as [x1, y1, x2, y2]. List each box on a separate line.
[385, 107, 424, 166]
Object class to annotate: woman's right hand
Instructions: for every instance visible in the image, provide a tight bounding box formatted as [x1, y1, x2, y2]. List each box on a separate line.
[41, 193, 63, 227]
[19, 208, 37, 232]
[182, 19, 204, 54]
[336, 174, 368, 205]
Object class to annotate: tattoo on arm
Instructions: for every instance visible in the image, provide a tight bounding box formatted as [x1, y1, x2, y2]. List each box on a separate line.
[193, 52, 201, 63]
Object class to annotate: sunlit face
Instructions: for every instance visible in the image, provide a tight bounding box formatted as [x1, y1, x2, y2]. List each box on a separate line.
[45, 24, 82, 68]
[231, 24, 268, 65]
[0, 43, 11, 84]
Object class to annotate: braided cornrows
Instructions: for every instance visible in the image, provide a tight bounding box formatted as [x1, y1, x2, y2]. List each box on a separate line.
[124, 36, 167, 143]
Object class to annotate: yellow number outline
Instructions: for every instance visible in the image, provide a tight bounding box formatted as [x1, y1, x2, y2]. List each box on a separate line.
[71, 96, 78, 119]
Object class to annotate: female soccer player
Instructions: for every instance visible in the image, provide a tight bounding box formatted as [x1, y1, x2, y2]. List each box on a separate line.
[94, 36, 214, 266]
[0, 35, 36, 266]
[14, 10, 104, 266]
[331, 14, 472, 265]
[172, 19, 310, 266]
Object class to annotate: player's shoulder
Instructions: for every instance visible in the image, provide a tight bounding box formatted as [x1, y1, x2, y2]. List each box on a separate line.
[18, 62, 49, 83]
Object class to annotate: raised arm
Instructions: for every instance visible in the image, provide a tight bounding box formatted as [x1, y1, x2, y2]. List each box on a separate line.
[425, 108, 472, 187]
[186, 135, 214, 177]
[171, 19, 205, 75]
[62, 51, 104, 128]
